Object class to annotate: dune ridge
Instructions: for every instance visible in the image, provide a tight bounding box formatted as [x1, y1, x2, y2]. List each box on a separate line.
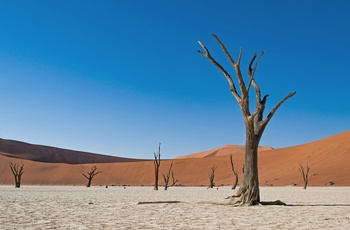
[176, 144, 273, 159]
[0, 138, 145, 164]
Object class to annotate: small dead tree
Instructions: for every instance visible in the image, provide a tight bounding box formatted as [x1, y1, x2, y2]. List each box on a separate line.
[230, 154, 239, 190]
[153, 143, 161, 190]
[299, 164, 310, 189]
[162, 161, 178, 190]
[83, 165, 101, 187]
[9, 162, 24, 188]
[208, 164, 218, 188]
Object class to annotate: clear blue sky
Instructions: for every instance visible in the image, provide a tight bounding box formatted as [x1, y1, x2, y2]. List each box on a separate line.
[1, 1, 349, 159]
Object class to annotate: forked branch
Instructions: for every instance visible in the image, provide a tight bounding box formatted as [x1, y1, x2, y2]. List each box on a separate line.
[247, 51, 264, 92]
[163, 161, 178, 190]
[212, 34, 247, 99]
[262, 92, 296, 129]
[197, 40, 241, 103]
[171, 171, 178, 186]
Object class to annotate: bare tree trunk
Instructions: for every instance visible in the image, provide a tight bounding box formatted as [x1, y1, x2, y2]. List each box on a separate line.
[9, 163, 24, 188]
[198, 34, 295, 205]
[229, 154, 239, 190]
[299, 164, 310, 189]
[230, 133, 261, 204]
[208, 164, 218, 188]
[83, 165, 101, 187]
[153, 143, 161, 190]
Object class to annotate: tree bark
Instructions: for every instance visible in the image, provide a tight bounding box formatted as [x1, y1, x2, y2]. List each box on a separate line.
[229, 131, 261, 205]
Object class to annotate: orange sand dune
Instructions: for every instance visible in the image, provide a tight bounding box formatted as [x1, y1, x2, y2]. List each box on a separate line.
[0, 131, 349, 187]
[176, 144, 273, 159]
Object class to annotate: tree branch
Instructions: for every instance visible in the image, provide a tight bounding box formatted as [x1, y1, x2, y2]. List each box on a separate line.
[171, 171, 178, 186]
[197, 40, 241, 103]
[262, 92, 296, 129]
[247, 52, 264, 111]
[212, 34, 247, 98]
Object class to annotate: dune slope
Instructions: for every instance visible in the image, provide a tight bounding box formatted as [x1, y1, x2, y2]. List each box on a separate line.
[0, 138, 144, 164]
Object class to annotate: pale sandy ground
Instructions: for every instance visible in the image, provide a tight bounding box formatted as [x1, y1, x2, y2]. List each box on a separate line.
[1, 186, 349, 229]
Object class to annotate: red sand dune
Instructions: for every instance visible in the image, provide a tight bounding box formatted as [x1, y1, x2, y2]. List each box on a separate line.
[0, 131, 349, 187]
[176, 145, 273, 159]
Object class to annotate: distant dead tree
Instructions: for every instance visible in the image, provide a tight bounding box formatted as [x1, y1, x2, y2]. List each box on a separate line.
[162, 161, 179, 190]
[83, 165, 101, 187]
[230, 154, 239, 190]
[9, 162, 24, 188]
[208, 164, 218, 188]
[299, 164, 310, 189]
[153, 143, 161, 190]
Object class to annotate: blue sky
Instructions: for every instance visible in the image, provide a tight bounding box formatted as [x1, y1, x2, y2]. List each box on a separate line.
[1, 1, 349, 159]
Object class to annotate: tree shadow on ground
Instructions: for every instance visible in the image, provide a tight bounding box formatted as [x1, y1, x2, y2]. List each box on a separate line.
[137, 201, 350, 207]
[286, 204, 350, 207]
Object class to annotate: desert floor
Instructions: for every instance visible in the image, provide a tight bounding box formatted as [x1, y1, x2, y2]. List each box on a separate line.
[1, 186, 349, 229]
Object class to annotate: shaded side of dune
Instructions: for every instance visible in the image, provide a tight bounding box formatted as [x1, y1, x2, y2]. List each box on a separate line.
[0, 138, 146, 164]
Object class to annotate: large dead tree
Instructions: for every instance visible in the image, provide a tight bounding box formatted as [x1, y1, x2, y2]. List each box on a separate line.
[153, 143, 161, 190]
[230, 154, 239, 190]
[208, 164, 218, 188]
[198, 34, 295, 205]
[83, 165, 101, 187]
[299, 164, 310, 189]
[9, 162, 24, 188]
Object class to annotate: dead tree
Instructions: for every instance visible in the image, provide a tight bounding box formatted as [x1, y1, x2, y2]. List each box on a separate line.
[9, 163, 24, 188]
[198, 34, 295, 205]
[208, 164, 218, 188]
[299, 164, 310, 189]
[230, 154, 239, 190]
[153, 143, 161, 190]
[162, 161, 178, 190]
[83, 165, 101, 187]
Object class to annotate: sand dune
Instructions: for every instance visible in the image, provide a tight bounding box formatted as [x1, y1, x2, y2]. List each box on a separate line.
[0, 131, 349, 187]
[0, 138, 144, 164]
[176, 144, 273, 159]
